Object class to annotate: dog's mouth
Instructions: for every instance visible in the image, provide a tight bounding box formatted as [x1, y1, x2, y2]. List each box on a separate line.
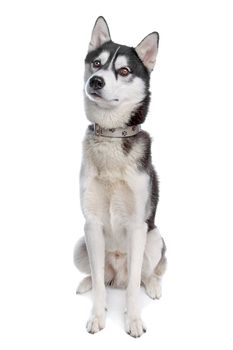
[85, 82, 119, 104]
[87, 90, 119, 103]
[90, 91, 102, 99]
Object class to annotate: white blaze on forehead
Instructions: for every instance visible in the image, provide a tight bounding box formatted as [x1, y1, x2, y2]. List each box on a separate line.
[95, 51, 110, 65]
[108, 47, 120, 70]
[115, 55, 129, 70]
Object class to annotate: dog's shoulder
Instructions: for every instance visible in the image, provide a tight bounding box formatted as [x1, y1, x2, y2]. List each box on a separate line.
[121, 130, 153, 172]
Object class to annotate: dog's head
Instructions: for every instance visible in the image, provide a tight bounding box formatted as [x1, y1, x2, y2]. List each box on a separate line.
[84, 16, 159, 128]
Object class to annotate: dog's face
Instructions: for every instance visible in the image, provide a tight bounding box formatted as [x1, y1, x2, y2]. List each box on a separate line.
[84, 17, 159, 128]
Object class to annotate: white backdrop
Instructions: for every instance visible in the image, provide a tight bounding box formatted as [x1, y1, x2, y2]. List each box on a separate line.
[0, 0, 233, 349]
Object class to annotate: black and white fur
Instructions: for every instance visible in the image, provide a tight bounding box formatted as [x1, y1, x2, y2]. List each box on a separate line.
[74, 16, 167, 338]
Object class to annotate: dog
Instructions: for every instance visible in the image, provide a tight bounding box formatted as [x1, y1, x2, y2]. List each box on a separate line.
[74, 16, 167, 338]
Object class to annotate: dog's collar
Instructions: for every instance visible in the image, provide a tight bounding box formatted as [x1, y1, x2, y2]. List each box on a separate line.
[94, 123, 141, 138]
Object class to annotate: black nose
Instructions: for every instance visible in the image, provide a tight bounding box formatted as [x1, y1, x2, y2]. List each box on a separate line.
[89, 76, 105, 90]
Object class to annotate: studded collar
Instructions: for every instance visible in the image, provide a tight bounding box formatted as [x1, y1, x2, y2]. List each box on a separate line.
[94, 123, 141, 138]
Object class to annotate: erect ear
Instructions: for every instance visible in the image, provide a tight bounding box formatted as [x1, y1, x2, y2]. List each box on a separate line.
[135, 32, 159, 72]
[88, 16, 111, 52]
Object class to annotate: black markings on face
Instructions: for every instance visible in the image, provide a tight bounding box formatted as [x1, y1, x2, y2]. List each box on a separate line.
[85, 40, 150, 85]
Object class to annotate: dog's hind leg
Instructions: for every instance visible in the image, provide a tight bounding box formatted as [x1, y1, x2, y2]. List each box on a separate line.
[73, 236, 91, 274]
[74, 237, 92, 293]
[76, 276, 92, 294]
[141, 227, 167, 300]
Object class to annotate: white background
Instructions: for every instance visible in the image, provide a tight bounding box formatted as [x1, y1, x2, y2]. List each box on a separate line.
[0, 0, 233, 349]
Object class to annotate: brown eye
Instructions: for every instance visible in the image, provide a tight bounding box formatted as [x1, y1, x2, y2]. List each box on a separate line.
[118, 67, 130, 77]
[93, 60, 101, 68]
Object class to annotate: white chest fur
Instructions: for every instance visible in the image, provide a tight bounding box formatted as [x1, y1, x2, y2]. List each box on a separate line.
[80, 129, 150, 252]
[84, 132, 132, 179]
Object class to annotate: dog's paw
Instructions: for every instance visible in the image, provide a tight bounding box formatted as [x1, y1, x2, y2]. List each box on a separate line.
[86, 312, 106, 334]
[76, 276, 92, 294]
[125, 315, 146, 338]
[144, 276, 162, 300]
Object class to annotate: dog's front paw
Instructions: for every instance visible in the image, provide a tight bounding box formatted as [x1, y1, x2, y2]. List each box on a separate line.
[125, 314, 146, 338]
[86, 311, 106, 334]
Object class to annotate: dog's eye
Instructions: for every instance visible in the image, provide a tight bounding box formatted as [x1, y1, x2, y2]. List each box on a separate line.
[118, 67, 130, 77]
[93, 60, 101, 68]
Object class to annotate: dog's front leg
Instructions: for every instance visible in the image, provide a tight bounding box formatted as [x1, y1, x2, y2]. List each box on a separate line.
[125, 222, 147, 337]
[85, 220, 106, 334]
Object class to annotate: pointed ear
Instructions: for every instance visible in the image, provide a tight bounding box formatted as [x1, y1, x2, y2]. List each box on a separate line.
[88, 16, 111, 52]
[135, 32, 159, 72]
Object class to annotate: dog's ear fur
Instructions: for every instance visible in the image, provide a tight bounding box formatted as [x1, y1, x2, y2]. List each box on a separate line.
[88, 16, 111, 52]
[135, 32, 159, 72]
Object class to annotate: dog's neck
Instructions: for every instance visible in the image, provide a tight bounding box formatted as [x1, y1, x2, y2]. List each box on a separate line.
[93, 123, 141, 138]
[126, 94, 150, 127]
[85, 94, 151, 131]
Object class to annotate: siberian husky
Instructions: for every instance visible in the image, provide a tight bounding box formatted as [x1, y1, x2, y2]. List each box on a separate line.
[74, 16, 167, 337]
